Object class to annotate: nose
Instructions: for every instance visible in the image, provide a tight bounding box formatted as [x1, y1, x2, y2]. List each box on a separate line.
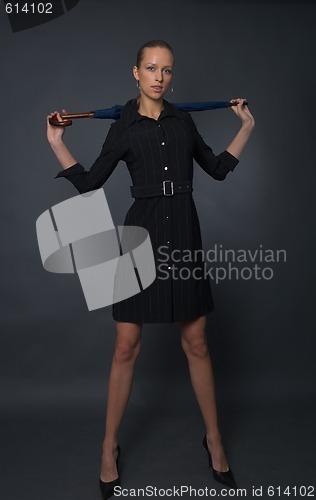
[156, 70, 163, 82]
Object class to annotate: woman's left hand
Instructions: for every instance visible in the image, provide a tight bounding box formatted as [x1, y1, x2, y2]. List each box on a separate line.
[230, 98, 255, 128]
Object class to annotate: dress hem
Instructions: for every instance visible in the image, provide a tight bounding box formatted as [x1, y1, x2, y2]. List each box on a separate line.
[112, 305, 214, 324]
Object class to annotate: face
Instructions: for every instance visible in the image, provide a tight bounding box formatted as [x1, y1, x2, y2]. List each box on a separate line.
[133, 47, 174, 100]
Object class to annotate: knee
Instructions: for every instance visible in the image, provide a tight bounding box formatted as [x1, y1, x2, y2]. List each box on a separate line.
[182, 336, 208, 359]
[181, 322, 209, 358]
[114, 339, 141, 364]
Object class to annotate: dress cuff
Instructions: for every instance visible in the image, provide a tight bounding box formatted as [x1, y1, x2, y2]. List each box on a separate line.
[221, 150, 239, 171]
[53, 163, 85, 179]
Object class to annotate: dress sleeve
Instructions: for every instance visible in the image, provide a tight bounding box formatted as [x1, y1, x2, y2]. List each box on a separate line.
[188, 114, 239, 181]
[53, 122, 125, 194]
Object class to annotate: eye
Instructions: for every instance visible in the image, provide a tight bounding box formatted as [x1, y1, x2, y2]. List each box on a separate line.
[164, 69, 172, 74]
[147, 66, 155, 71]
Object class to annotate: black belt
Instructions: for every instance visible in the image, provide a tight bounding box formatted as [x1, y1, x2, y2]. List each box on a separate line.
[130, 180, 193, 198]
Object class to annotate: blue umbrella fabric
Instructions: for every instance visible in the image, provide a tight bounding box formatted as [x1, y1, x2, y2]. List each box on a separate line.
[93, 101, 233, 120]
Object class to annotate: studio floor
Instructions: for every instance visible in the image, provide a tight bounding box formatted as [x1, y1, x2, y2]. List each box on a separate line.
[1, 394, 315, 499]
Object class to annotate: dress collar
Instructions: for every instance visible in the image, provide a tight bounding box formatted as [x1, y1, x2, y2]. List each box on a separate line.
[119, 97, 186, 127]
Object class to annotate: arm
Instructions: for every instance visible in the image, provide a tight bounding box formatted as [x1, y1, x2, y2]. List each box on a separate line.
[225, 98, 255, 159]
[190, 98, 255, 180]
[47, 109, 78, 168]
[189, 116, 240, 181]
[47, 110, 125, 194]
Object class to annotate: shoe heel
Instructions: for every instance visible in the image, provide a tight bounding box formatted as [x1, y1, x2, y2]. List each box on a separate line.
[202, 435, 212, 467]
[99, 444, 121, 500]
[202, 434, 238, 490]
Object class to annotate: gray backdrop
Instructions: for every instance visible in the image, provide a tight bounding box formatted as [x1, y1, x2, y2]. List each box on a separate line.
[1, 0, 315, 498]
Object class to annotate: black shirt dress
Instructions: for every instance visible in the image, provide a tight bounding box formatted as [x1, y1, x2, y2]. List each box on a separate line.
[54, 98, 239, 323]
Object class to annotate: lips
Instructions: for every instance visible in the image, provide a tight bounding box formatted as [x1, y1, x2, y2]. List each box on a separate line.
[152, 86, 163, 91]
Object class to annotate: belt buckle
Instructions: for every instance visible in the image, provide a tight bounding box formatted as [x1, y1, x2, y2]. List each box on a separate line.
[163, 180, 174, 196]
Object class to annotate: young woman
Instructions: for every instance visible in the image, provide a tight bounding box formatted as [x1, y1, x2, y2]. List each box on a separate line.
[47, 40, 255, 499]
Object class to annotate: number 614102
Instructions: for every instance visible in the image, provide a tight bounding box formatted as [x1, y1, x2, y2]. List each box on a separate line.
[5, 3, 53, 14]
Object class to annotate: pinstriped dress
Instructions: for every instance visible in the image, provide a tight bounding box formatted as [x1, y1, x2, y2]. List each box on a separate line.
[54, 98, 239, 323]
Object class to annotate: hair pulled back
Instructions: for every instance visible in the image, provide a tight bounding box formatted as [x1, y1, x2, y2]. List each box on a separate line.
[136, 39, 174, 67]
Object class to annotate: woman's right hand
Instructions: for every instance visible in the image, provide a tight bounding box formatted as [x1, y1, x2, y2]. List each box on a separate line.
[46, 108, 67, 145]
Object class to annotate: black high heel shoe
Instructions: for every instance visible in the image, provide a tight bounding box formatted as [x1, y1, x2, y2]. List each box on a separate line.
[99, 444, 121, 500]
[202, 435, 237, 489]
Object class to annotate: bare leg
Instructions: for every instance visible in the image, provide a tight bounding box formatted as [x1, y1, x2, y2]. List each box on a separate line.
[180, 314, 229, 472]
[100, 320, 142, 482]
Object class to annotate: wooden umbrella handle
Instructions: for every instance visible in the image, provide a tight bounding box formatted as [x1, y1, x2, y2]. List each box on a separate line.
[49, 112, 95, 127]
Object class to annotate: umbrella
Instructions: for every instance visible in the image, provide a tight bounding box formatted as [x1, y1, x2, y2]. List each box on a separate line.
[48, 100, 248, 126]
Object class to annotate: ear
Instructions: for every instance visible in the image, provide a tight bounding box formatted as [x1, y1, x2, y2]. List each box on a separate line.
[133, 65, 139, 81]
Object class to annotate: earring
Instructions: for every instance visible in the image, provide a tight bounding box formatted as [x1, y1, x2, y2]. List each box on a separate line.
[165, 87, 174, 99]
[136, 80, 140, 89]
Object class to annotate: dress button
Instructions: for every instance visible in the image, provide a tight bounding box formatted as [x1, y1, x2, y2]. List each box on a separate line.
[167, 240, 170, 244]
[164, 166, 168, 170]
[168, 266, 171, 269]
[158, 124, 161, 128]
[166, 216, 169, 219]
[161, 141, 165, 145]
